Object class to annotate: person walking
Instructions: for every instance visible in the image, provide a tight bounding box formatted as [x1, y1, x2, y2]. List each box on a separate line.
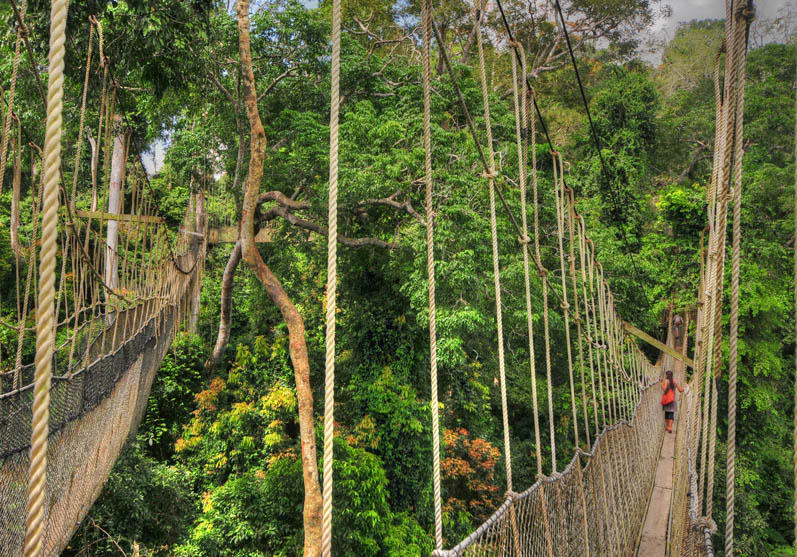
[660, 370, 684, 433]
[673, 314, 683, 341]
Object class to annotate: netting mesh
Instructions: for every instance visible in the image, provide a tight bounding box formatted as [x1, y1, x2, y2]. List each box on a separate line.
[0, 275, 198, 555]
[434, 381, 665, 556]
[0, 220, 203, 555]
[666, 388, 715, 557]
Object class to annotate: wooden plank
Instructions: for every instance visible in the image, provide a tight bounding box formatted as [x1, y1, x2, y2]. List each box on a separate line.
[623, 320, 694, 368]
[208, 226, 273, 244]
[74, 210, 164, 224]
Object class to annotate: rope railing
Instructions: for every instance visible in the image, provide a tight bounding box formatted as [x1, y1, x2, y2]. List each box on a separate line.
[0, 8, 207, 552]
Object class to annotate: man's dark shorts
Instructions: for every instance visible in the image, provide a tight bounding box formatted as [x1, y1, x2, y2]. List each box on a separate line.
[664, 411, 674, 420]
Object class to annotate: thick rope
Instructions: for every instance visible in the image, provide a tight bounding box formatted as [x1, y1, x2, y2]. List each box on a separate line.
[510, 43, 543, 477]
[727, 4, 752, 551]
[70, 23, 94, 203]
[475, 8, 520, 553]
[579, 222, 600, 438]
[707, 3, 750, 520]
[421, 0, 443, 548]
[0, 0, 25, 198]
[569, 194, 591, 449]
[24, 0, 67, 554]
[531, 135, 556, 473]
[476, 2, 515, 496]
[321, 0, 341, 553]
[553, 152, 580, 449]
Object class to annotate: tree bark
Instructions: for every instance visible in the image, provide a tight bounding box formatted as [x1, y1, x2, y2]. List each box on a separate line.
[232, 116, 246, 193]
[105, 115, 125, 310]
[205, 240, 241, 371]
[236, 3, 323, 555]
[189, 189, 206, 333]
[87, 130, 99, 211]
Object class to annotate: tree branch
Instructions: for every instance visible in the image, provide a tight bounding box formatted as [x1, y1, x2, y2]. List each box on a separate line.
[361, 192, 425, 225]
[262, 206, 398, 249]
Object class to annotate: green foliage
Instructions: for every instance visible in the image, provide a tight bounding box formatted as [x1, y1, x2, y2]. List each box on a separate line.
[0, 3, 782, 554]
[175, 439, 432, 556]
[140, 333, 207, 459]
[64, 443, 197, 557]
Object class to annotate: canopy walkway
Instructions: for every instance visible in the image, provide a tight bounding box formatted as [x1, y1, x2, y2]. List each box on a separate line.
[0, 0, 768, 556]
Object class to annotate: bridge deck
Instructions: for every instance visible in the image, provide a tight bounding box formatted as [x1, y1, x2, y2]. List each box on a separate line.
[637, 420, 676, 555]
[636, 328, 686, 557]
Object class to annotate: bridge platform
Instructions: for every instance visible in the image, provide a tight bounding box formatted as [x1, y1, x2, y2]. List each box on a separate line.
[637, 421, 676, 555]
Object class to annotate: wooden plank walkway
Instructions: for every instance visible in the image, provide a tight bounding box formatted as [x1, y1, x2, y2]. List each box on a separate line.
[636, 321, 687, 557]
[637, 421, 676, 555]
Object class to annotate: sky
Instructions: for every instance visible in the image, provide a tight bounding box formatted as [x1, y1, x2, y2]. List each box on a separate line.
[645, 0, 793, 62]
[654, 0, 790, 34]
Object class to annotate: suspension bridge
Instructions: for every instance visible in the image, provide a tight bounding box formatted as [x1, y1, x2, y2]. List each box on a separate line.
[0, 0, 773, 556]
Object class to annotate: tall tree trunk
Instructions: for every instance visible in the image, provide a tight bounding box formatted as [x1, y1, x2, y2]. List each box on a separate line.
[236, 3, 323, 555]
[204, 241, 241, 371]
[232, 116, 246, 193]
[88, 130, 99, 211]
[105, 115, 125, 320]
[189, 189, 206, 333]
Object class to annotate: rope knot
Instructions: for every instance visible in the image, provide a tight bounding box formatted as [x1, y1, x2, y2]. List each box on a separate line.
[508, 39, 521, 49]
[505, 490, 519, 501]
[737, 1, 755, 22]
[560, 302, 569, 311]
[573, 316, 581, 325]
[517, 235, 531, 245]
[481, 169, 499, 180]
[537, 269, 547, 279]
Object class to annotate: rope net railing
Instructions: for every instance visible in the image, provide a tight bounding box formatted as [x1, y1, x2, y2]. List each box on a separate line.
[666, 2, 753, 555]
[420, 2, 671, 554]
[0, 9, 207, 554]
[434, 379, 664, 556]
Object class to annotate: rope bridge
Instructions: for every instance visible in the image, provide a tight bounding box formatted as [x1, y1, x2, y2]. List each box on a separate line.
[0, 0, 763, 555]
[0, 4, 206, 554]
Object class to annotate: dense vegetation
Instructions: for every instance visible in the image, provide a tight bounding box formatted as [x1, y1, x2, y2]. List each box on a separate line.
[0, 1, 794, 555]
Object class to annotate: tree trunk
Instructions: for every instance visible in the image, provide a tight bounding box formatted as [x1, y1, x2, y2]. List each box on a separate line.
[232, 116, 246, 193]
[436, 22, 448, 75]
[88, 130, 99, 211]
[105, 115, 125, 319]
[236, 3, 323, 556]
[205, 241, 241, 371]
[189, 189, 206, 333]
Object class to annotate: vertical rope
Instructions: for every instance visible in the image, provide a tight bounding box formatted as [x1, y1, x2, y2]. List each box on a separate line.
[553, 152, 580, 448]
[24, 0, 67, 554]
[569, 194, 591, 449]
[727, 4, 752, 551]
[510, 42, 543, 477]
[0, 0, 25, 198]
[71, 23, 94, 203]
[321, 0, 341, 554]
[531, 121, 556, 473]
[476, 2, 513, 492]
[422, 0, 443, 548]
[579, 222, 600, 438]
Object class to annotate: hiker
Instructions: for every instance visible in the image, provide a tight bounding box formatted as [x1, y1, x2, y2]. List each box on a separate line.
[673, 314, 683, 341]
[660, 370, 684, 433]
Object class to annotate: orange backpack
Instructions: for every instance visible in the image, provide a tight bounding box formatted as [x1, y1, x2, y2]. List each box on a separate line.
[661, 384, 675, 406]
